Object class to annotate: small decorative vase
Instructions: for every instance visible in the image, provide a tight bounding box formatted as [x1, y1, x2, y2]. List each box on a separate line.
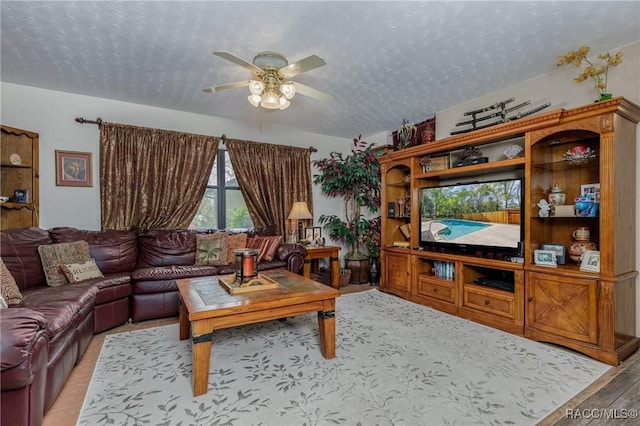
[568, 240, 597, 263]
[599, 93, 613, 102]
[548, 183, 566, 206]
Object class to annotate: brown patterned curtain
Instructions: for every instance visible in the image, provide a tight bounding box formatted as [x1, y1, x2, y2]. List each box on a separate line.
[99, 122, 219, 230]
[225, 139, 313, 236]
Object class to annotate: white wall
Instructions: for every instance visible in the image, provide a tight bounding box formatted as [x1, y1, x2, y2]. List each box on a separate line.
[0, 83, 350, 231]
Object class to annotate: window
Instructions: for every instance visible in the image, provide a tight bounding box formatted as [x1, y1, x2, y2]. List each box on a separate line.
[190, 150, 253, 230]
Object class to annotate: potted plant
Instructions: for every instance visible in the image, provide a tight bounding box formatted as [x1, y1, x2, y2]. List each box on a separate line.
[556, 46, 623, 102]
[396, 119, 417, 149]
[312, 135, 381, 283]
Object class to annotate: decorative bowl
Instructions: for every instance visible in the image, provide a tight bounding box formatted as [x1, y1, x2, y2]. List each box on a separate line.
[562, 146, 596, 165]
[503, 144, 523, 159]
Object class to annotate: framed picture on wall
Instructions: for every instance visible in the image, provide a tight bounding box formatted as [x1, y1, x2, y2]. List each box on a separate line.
[56, 150, 92, 187]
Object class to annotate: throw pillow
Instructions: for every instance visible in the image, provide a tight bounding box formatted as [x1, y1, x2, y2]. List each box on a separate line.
[247, 236, 266, 263]
[0, 294, 8, 309]
[38, 241, 91, 287]
[261, 235, 283, 262]
[247, 235, 283, 263]
[0, 258, 22, 305]
[226, 232, 248, 264]
[60, 258, 104, 283]
[195, 232, 229, 266]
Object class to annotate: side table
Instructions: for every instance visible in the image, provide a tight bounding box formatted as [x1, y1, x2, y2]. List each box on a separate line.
[303, 245, 340, 289]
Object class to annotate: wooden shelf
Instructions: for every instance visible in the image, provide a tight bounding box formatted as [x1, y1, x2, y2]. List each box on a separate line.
[416, 157, 524, 179]
[0, 202, 36, 210]
[1, 125, 39, 230]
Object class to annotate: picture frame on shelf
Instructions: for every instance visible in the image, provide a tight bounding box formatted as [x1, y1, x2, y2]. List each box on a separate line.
[580, 183, 600, 201]
[580, 250, 601, 272]
[55, 150, 92, 187]
[13, 189, 28, 203]
[387, 202, 396, 218]
[541, 242, 566, 264]
[305, 227, 321, 242]
[534, 249, 557, 267]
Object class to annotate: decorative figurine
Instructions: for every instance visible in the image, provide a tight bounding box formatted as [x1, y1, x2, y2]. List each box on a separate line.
[537, 199, 551, 217]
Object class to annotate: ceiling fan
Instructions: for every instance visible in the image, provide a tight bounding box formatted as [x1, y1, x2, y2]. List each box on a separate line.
[203, 51, 334, 110]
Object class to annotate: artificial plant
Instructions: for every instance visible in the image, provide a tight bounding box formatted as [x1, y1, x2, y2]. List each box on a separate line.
[312, 135, 381, 259]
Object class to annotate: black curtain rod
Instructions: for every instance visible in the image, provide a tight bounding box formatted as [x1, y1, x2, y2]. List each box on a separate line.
[75, 117, 102, 125]
[74, 118, 316, 152]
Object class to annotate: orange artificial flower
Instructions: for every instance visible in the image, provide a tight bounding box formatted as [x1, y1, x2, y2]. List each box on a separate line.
[557, 45, 623, 100]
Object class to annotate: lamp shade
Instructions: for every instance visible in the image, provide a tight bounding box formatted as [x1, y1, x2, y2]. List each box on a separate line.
[249, 80, 265, 95]
[247, 94, 262, 107]
[280, 82, 296, 99]
[288, 201, 313, 220]
[260, 91, 281, 109]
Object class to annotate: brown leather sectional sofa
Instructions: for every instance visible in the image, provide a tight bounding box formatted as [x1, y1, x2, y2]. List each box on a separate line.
[0, 226, 306, 426]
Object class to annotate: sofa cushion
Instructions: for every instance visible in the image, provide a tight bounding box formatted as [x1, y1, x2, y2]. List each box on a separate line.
[93, 275, 132, 305]
[195, 232, 229, 266]
[132, 265, 221, 282]
[0, 307, 48, 386]
[37, 241, 91, 287]
[136, 229, 201, 268]
[0, 258, 23, 305]
[17, 284, 97, 339]
[60, 259, 104, 283]
[0, 227, 52, 290]
[49, 227, 138, 274]
[226, 232, 248, 264]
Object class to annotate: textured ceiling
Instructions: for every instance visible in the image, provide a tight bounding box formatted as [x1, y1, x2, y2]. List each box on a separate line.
[2, 1, 639, 139]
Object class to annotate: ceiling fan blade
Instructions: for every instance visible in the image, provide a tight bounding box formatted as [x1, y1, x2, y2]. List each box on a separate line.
[202, 80, 250, 93]
[212, 51, 262, 73]
[280, 55, 327, 77]
[293, 82, 334, 102]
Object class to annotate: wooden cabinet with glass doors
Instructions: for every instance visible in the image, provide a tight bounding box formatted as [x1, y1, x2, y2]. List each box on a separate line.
[524, 98, 640, 365]
[379, 97, 639, 365]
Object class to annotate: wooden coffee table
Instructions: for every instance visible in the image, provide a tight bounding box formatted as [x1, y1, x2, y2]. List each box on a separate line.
[177, 269, 340, 396]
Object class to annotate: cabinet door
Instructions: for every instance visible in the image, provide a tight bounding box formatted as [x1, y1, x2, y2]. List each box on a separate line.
[383, 251, 410, 293]
[526, 272, 598, 344]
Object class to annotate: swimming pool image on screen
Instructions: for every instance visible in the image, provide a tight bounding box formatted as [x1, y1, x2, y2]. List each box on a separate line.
[422, 218, 520, 248]
[435, 219, 490, 240]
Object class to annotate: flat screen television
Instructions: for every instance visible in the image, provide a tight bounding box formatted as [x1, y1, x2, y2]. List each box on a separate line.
[419, 178, 523, 257]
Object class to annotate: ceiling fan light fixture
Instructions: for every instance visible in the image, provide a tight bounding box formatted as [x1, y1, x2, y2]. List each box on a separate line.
[248, 94, 261, 107]
[280, 81, 296, 99]
[260, 91, 281, 109]
[248, 80, 264, 95]
[279, 97, 291, 110]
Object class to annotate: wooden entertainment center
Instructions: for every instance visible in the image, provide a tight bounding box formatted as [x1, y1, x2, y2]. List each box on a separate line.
[379, 97, 640, 365]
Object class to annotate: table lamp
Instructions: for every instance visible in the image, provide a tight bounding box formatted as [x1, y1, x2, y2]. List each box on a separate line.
[287, 201, 313, 242]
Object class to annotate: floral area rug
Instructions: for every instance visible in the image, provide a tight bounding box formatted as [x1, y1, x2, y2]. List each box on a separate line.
[78, 290, 610, 425]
